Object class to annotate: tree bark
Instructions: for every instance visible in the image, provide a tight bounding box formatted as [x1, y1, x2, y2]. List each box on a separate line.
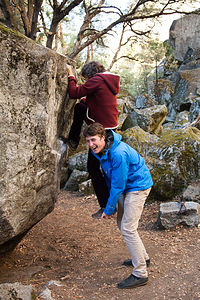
[30, 0, 43, 40]
[0, 0, 17, 29]
[108, 23, 126, 71]
[46, 0, 84, 49]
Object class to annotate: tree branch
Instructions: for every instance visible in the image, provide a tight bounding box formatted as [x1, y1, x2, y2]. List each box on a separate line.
[69, 0, 197, 59]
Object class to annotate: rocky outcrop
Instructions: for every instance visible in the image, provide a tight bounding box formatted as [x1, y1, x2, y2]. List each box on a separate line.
[164, 46, 200, 124]
[169, 12, 200, 62]
[122, 126, 200, 201]
[121, 105, 168, 135]
[155, 13, 200, 124]
[0, 24, 74, 252]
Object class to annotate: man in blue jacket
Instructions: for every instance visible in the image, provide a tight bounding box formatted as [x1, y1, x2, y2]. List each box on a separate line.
[83, 122, 153, 289]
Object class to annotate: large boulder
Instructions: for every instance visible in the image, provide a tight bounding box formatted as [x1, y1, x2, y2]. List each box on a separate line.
[122, 126, 200, 201]
[67, 151, 88, 171]
[121, 105, 168, 135]
[0, 24, 74, 252]
[169, 13, 200, 62]
[64, 169, 88, 191]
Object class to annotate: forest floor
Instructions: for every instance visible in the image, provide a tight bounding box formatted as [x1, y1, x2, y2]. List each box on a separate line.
[0, 190, 200, 300]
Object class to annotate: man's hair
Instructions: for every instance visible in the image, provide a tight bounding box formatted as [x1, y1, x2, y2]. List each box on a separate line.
[83, 123, 106, 137]
[81, 61, 105, 79]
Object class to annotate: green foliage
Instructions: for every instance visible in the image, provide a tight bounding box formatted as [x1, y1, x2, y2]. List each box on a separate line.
[135, 38, 166, 66]
[109, 37, 167, 96]
[163, 41, 179, 72]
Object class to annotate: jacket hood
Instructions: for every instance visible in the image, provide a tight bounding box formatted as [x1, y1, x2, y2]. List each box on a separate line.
[92, 130, 122, 160]
[95, 72, 120, 95]
[108, 130, 122, 151]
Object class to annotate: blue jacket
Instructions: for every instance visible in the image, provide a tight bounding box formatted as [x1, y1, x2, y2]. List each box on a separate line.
[91, 130, 153, 215]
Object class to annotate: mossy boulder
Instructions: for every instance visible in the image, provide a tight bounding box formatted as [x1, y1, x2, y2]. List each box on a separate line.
[121, 105, 168, 135]
[122, 127, 200, 201]
[0, 24, 73, 252]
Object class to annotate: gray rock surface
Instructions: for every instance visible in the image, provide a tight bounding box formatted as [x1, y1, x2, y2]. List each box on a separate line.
[0, 282, 36, 300]
[67, 151, 88, 171]
[157, 201, 199, 229]
[136, 95, 146, 109]
[182, 181, 200, 203]
[64, 170, 88, 191]
[0, 25, 73, 251]
[169, 13, 200, 62]
[121, 105, 167, 135]
[123, 126, 200, 201]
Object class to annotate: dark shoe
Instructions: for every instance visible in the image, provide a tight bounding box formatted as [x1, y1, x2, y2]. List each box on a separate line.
[59, 136, 68, 144]
[91, 208, 104, 219]
[123, 259, 150, 268]
[59, 136, 78, 151]
[117, 274, 148, 289]
[66, 138, 78, 151]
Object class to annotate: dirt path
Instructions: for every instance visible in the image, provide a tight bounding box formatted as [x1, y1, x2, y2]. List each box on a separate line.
[0, 191, 200, 299]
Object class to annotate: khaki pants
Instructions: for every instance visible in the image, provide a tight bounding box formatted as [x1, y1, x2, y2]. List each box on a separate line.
[117, 188, 151, 278]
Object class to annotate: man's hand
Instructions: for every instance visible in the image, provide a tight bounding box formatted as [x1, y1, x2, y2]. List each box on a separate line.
[100, 212, 114, 220]
[66, 64, 74, 76]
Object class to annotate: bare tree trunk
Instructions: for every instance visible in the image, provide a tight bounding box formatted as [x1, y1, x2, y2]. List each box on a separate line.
[108, 24, 126, 71]
[30, 0, 43, 40]
[70, 0, 105, 59]
[1, 0, 17, 30]
[46, 0, 84, 49]
[59, 23, 66, 54]
[16, 0, 31, 36]
[46, 18, 58, 48]
[85, 43, 94, 63]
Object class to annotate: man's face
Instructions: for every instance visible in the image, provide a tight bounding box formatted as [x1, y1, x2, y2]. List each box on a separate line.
[86, 135, 106, 154]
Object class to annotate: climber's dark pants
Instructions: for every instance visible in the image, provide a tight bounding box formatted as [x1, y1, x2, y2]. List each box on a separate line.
[87, 149, 109, 209]
[68, 102, 87, 144]
[68, 102, 109, 208]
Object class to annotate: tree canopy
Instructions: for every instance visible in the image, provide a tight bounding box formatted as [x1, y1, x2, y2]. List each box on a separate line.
[0, 0, 198, 62]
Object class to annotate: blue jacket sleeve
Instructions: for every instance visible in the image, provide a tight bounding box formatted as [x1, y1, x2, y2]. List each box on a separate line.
[104, 153, 129, 215]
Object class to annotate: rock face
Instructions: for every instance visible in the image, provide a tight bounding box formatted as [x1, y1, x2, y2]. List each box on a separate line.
[122, 126, 200, 201]
[121, 105, 168, 135]
[0, 24, 73, 252]
[169, 12, 200, 62]
[160, 13, 200, 124]
[0, 282, 36, 300]
[182, 180, 200, 203]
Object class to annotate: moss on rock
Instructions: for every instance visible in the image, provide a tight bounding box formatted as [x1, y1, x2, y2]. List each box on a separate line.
[122, 126, 200, 201]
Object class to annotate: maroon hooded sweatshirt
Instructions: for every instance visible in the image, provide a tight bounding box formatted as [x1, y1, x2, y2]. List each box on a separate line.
[68, 72, 120, 129]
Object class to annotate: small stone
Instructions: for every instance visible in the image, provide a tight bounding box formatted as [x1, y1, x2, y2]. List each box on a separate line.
[157, 201, 199, 229]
